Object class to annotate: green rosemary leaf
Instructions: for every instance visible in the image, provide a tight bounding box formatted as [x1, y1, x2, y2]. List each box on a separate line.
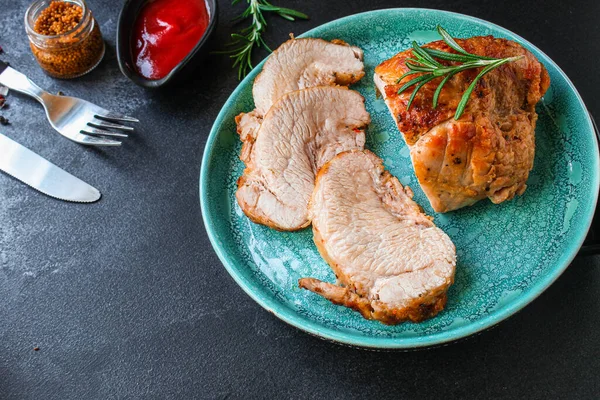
[258, 4, 280, 11]
[437, 25, 495, 60]
[278, 13, 295, 21]
[259, 36, 272, 52]
[432, 70, 458, 108]
[405, 62, 436, 72]
[411, 53, 435, 68]
[231, 33, 251, 43]
[395, 70, 422, 84]
[405, 58, 423, 65]
[246, 47, 253, 68]
[411, 42, 442, 67]
[430, 59, 494, 76]
[412, 55, 435, 68]
[422, 48, 479, 62]
[397, 74, 433, 95]
[437, 25, 473, 57]
[407, 75, 437, 110]
[276, 7, 309, 19]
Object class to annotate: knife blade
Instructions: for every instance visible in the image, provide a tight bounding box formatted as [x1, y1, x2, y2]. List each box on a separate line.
[0, 133, 101, 203]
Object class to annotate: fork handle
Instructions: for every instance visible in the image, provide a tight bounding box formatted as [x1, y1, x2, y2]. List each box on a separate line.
[0, 61, 49, 103]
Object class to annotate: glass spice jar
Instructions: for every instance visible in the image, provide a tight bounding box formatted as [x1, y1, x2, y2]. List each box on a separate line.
[25, 0, 105, 79]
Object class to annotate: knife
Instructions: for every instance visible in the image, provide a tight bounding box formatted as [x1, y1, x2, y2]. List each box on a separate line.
[0, 132, 101, 202]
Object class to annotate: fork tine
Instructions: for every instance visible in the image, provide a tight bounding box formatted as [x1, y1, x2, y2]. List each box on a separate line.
[88, 120, 135, 132]
[76, 133, 122, 146]
[94, 111, 139, 123]
[81, 128, 129, 138]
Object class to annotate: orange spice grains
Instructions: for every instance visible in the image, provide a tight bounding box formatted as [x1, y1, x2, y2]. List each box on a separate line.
[26, 0, 104, 78]
[34, 1, 82, 35]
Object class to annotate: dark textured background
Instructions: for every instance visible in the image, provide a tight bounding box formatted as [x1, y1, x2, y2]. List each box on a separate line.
[1, 0, 599, 399]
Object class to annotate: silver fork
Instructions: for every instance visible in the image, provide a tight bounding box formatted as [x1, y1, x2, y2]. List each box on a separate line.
[0, 61, 138, 146]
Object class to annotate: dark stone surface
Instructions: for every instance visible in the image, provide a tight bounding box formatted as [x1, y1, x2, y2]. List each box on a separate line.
[1, 0, 599, 398]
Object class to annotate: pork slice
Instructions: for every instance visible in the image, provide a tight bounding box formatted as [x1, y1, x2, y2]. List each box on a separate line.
[253, 38, 365, 116]
[299, 150, 456, 324]
[236, 87, 370, 231]
[236, 38, 365, 146]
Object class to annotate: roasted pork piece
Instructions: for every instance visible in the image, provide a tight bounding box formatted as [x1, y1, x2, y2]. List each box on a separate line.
[236, 38, 365, 147]
[236, 87, 370, 231]
[374, 36, 550, 212]
[299, 150, 456, 324]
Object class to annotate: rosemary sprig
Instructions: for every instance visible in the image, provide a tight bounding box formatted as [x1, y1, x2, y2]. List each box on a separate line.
[397, 26, 524, 119]
[218, 0, 308, 80]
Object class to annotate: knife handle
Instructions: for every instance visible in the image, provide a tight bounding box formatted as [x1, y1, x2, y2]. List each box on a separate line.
[0, 63, 48, 103]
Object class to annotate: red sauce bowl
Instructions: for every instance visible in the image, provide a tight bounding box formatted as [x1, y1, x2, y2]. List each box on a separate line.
[116, 0, 218, 88]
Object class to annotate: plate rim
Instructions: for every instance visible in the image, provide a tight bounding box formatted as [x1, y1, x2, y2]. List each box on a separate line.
[200, 7, 600, 349]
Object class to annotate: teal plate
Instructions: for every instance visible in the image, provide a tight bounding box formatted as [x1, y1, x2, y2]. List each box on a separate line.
[200, 9, 600, 349]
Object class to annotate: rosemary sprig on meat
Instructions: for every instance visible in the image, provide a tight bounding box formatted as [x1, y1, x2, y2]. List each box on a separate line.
[397, 26, 523, 119]
[220, 0, 308, 79]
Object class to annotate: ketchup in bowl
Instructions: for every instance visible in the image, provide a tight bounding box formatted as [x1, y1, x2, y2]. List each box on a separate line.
[132, 0, 209, 80]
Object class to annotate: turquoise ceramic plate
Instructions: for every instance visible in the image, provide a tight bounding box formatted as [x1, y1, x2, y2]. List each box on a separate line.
[200, 9, 600, 349]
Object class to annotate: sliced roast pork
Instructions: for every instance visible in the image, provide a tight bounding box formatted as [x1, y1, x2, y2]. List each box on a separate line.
[236, 38, 365, 148]
[236, 86, 370, 231]
[299, 150, 456, 324]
